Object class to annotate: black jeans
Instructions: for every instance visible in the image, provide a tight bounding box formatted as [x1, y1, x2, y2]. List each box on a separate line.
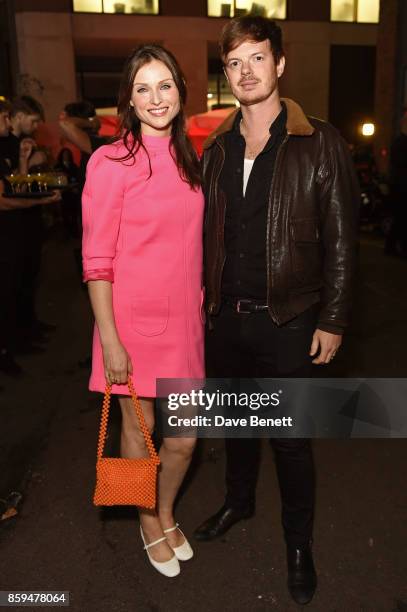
[16, 207, 44, 330]
[206, 302, 318, 547]
[0, 216, 23, 352]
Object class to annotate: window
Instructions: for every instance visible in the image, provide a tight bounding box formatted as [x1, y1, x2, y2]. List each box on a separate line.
[207, 0, 286, 19]
[357, 0, 380, 23]
[330, 0, 379, 23]
[73, 0, 101, 11]
[207, 73, 237, 110]
[76, 55, 125, 107]
[73, 0, 159, 15]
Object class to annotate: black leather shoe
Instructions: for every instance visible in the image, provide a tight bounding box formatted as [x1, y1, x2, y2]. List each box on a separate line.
[287, 543, 317, 605]
[193, 504, 253, 541]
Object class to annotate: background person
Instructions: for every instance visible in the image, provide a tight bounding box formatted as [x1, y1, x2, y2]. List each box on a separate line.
[54, 148, 81, 238]
[0, 99, 60, 378]
[59, 101, 108, 183]
[9, 95, 56, 349]
[59, 101, 111, 286]
[27, 146, 52, 174]
[385, 109, 407, 256]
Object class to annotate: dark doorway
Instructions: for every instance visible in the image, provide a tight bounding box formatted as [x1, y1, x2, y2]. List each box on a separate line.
[0, 0, 14, 97]
[329, 45, 376, 144]
[75, 56, 126, 109]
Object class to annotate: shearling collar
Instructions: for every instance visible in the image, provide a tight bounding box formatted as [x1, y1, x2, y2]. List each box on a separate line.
[203, 97, 315, 150]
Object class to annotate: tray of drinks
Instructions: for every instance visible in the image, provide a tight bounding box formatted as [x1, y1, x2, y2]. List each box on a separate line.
[2, 172, 76, 197]
[2, 191, 56, 199]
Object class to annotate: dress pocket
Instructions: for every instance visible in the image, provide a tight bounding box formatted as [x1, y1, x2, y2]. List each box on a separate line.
[131, 296, 169, 336]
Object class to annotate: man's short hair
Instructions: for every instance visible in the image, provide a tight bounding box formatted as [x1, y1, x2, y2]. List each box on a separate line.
[11, 95, 45, 121]
[220, 16, 284, 64]
[64, 101, 96, 119]
[0, 99, 12, 114]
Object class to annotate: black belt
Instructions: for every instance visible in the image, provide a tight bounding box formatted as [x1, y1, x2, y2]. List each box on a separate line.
[222, 296, 269, 314]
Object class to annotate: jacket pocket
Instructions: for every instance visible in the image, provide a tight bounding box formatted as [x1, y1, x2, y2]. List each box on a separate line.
[131, 296, 169, 336]
[290, 217, 322, 282]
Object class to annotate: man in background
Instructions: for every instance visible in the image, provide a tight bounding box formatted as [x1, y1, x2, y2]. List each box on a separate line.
[0, 99, 59, 377]
[59, 101, 108, 184]
[9, 95, 56, 350]
[59, 101, 110, 367]
[385, 109, 407, 257]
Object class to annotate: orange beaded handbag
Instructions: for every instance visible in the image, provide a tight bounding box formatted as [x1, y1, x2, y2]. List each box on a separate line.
[93, 376, 160, 509]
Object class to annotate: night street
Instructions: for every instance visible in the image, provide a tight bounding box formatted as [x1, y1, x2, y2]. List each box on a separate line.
[0, 230, 406, 612]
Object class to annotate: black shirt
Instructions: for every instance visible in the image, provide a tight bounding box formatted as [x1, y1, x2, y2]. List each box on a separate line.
[0, 134, 22, 244]
[390, 133, 407, 198]
[0, 156, 11, 180]
[220, 103, 287, 300]
[0, 133, 19, 176]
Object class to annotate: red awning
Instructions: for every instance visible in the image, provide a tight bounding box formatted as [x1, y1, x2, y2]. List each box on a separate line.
[32, 108, 236, 163]
[187, 107, 236, 156]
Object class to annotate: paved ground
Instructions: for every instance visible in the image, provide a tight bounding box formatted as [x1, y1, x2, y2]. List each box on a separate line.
[0, 230, 406, 612]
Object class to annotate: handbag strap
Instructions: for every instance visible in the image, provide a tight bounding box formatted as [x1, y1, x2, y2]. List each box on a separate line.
[96, 376, 160, 464]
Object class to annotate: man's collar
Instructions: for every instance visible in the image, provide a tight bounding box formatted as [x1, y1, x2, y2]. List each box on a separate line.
[231, 101, 287, 135]
[203, 98, 315, 150]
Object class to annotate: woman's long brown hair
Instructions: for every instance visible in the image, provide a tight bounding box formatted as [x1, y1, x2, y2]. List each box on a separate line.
[111, 44, 201, 190]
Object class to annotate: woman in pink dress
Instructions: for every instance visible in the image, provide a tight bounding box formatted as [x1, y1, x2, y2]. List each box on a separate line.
[82, 45, 204, 578]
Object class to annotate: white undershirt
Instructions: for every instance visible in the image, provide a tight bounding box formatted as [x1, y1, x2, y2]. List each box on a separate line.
[243, 158, 255, 197]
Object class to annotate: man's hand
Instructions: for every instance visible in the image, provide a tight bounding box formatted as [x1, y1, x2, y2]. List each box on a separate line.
[40, 190, 62, 205]
[309, 329, 342, 365]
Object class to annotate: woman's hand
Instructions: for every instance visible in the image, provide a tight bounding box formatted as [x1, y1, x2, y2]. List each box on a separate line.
[102, 339, 133, 385]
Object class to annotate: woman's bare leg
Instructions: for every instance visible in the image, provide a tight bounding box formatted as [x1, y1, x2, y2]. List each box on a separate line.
[119, 396, 174, 563]
[157, 436, 197, 548]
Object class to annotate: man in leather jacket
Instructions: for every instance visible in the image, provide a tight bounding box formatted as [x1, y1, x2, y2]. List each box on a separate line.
[193, 16, 359, 606]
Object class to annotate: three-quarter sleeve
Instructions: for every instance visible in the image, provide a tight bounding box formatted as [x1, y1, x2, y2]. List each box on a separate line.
[81, 147, 125, 283]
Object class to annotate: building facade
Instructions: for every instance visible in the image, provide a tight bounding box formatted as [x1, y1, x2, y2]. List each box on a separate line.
[3, 0, 400, 155]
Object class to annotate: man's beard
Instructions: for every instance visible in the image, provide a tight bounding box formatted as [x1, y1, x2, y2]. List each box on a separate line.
[235, 89, 271, 107]
[233, 79, 278, 107]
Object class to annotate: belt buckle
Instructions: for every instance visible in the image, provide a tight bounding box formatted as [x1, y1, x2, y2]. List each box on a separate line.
[236, 299, 251, 314]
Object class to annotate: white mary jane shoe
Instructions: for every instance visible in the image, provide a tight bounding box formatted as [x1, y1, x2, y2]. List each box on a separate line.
[140, 525, 180, 577]
[163, 523, 194, 561]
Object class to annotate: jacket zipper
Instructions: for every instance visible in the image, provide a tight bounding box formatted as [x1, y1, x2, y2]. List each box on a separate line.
[266, 134, 289, 324]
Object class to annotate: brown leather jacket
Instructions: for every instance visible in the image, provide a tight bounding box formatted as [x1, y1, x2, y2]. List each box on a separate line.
[202, 98, 360, 335]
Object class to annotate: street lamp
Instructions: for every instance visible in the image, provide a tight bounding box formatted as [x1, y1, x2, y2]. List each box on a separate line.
[361, 122, 375, 137]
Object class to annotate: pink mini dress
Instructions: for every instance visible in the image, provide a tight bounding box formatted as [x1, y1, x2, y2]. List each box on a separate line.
[81, 134, 205, 396]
